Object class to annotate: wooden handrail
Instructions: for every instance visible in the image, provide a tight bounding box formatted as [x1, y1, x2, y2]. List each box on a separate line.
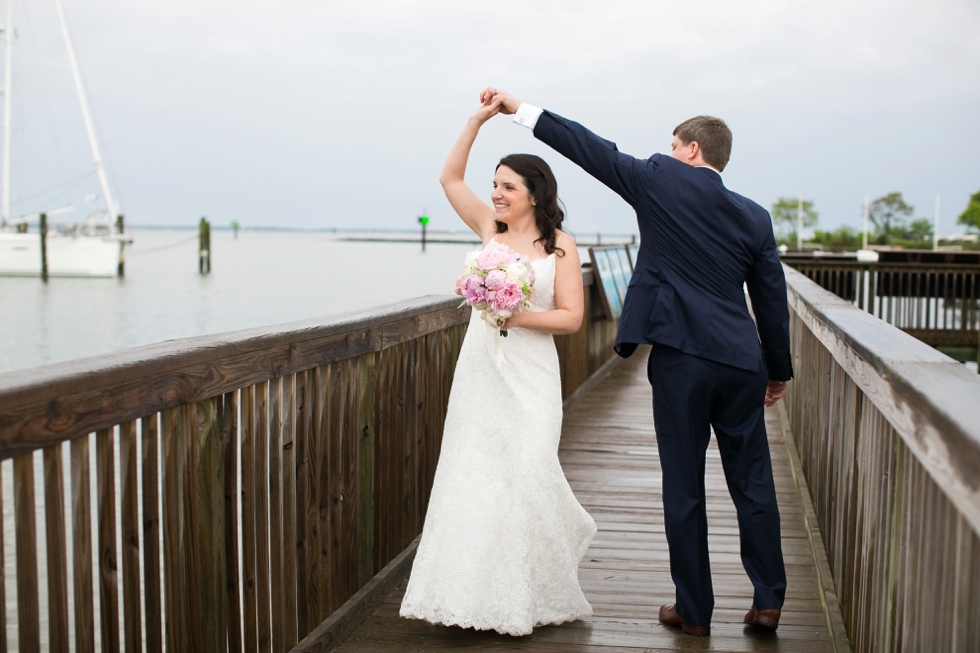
[783, 264, 980, 651]
[785, 265, 980, 530]
[0, 296, 467, 460]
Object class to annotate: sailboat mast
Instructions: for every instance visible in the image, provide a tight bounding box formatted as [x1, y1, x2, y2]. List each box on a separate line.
[54, 0, 117, 224]
[1, 0, 12, 229]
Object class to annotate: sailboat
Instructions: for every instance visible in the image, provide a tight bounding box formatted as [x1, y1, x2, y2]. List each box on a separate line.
[0, 0, 130, 278]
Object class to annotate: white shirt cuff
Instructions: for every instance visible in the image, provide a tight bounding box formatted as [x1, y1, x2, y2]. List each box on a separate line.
[513, 103, 543, 130]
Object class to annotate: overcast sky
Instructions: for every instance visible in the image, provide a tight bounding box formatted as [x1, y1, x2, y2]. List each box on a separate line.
[8, 0, 980, 236]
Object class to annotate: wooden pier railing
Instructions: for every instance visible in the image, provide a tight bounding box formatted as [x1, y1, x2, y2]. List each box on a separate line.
[0, 268, 616, 652]
[783, 265, 980, 652]
[782, 258, 979, 349]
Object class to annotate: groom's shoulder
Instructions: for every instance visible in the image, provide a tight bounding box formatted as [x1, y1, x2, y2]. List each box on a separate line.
[724, 187, 769, 219]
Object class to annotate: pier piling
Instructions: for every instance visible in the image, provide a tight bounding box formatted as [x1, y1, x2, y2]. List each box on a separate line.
[116, 214, 125, 277]
[199, 217, 211, 274]
[40, 212, 49, 283]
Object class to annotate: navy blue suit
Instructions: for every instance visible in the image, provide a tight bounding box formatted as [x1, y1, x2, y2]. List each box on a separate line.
[534, 110, 791, 626]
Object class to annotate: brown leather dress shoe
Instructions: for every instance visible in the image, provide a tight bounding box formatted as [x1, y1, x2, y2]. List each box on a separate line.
[744, 605, 780, 630]
[659, 604, 710, 636]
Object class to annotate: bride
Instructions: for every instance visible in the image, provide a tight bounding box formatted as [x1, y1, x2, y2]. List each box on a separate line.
[399, 94, 597, 636]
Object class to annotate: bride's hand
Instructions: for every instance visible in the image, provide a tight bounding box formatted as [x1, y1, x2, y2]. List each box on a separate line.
[468, 95, 505, 126]
[479, 87, 520, 115]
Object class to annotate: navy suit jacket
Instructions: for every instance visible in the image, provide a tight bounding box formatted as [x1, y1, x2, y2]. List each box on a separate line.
[534, 110, 793, 382]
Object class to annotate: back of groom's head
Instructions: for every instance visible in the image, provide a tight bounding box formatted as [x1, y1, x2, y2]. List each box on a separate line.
[673, 116, 732, 172]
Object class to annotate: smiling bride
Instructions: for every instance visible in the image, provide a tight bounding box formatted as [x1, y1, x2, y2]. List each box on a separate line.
[398, 93, 596, 636]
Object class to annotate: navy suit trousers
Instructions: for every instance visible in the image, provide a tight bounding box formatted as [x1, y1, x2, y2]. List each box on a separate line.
[647, 346, 787, 627]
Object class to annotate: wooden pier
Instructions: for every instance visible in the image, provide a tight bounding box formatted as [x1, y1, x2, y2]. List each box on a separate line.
[330, 349, 847, 652]
[0, 261, 978, 652]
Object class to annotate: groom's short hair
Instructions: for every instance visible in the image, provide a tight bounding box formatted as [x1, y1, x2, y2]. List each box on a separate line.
[673, 116, 732, 172]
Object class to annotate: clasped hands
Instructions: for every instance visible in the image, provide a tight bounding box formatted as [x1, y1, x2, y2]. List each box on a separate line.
[468, 87, 522, 125]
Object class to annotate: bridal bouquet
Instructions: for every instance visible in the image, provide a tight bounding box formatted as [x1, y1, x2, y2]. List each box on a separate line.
[455, 241, 535, 336]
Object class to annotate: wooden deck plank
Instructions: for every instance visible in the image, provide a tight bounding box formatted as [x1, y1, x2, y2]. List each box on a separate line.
[334, 347, 840, 652]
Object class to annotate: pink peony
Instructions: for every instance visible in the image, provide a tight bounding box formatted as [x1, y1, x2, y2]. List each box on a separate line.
[476, 241, 520, 270]
[460, 275, 487, 304]
[454, 272, 465, 296]
[490, 282, 524, 313]
[484, 269, 507, 291]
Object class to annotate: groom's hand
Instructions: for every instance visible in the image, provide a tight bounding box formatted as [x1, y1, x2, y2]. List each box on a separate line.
[480, 87, 521, 115]
[764, 380, 788, 407]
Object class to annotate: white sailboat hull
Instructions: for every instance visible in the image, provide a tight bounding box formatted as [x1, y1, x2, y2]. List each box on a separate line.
[0, 232, 120, 277]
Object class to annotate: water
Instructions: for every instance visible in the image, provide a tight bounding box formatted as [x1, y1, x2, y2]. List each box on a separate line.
[0, 228, 481, 375]
[0, 229, 486, 648]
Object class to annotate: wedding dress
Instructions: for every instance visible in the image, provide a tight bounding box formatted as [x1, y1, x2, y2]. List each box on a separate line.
[400, 237, 597, 636]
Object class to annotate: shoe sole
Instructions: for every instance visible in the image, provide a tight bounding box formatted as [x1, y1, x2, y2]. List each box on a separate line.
[660, 618, 710, 636]
[681, 624, 711, 636]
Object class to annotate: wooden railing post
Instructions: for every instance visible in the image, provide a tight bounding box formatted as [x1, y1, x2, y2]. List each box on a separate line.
[188, 398, 226, 652]
[280, 376, 298, 649]
[161, 408, 185, 652]
[42, 443, 69, 651]
[221, 391, 243, 653]
[0, 465, 6, 653]
[71, 436, 95, 653]
[357, 353, 377, 586]
[141, 414, 163, 653]
[96, 427, 120, 653]
[119, 420, 142, 653]
[14, 453, 40, 652]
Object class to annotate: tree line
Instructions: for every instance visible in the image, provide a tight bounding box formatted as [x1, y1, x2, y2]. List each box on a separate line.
[771, 188, 980, 250]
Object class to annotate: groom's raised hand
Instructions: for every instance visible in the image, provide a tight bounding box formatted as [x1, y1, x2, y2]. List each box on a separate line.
[479, 87, 521, 115]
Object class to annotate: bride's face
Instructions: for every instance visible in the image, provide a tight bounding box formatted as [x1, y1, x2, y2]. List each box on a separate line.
[491, 166, 535, 224]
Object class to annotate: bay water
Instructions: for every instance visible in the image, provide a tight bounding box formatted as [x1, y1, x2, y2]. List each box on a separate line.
[0, 228, 485, 649]
[0, 228, 485, 375]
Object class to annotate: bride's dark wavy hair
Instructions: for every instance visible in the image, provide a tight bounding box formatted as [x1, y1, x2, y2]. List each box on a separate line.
[494, 154, 567, 257]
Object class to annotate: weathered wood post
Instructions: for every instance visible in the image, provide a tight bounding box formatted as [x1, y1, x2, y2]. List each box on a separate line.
[40, 212, 49, 283]
[199, 217, 211, 274]
[116, 214, 125, 277]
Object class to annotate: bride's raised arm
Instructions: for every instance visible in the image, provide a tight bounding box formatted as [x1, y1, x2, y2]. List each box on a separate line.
[440, 96, 505, 243]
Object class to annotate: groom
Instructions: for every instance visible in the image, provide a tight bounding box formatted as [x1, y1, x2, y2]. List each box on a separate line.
[483, 88, 792, 636]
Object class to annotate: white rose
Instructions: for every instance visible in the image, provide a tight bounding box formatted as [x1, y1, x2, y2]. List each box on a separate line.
[505, 262, 526, 282]
[464, 251, 480, 268]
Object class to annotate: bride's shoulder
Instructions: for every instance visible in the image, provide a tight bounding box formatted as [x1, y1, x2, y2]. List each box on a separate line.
[554, 232, 581, 269]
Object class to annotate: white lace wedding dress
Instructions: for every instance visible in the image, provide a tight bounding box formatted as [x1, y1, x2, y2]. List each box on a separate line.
[400, 238, 597, 636]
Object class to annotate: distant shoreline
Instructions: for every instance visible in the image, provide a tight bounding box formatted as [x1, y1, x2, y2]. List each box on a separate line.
[120, 224, 639, 237]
